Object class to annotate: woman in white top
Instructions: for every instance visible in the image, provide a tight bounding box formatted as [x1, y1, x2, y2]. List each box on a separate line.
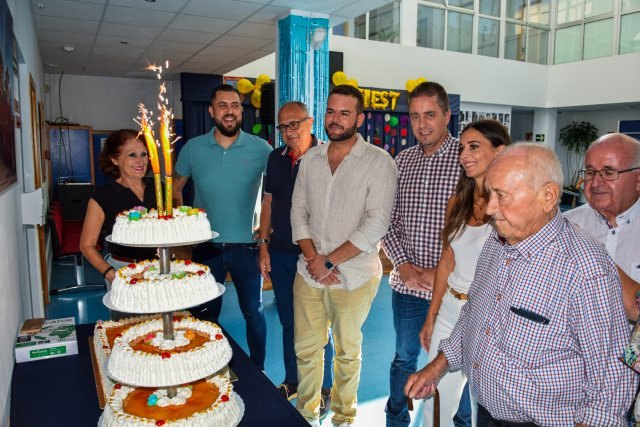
[419, 120, 511, 427]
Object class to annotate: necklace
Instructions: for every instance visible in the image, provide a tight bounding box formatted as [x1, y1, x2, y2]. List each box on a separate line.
[472, 198, 487, 225]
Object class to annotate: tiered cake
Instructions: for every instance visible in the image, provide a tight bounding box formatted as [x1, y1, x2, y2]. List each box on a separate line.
[96, 207, 243, 426]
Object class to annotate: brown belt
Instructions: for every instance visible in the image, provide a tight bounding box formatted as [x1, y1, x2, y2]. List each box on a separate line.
[449, 287, 468, 300]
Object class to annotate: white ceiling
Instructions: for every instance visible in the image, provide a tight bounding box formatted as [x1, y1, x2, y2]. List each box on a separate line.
[31, 0, 392, 79]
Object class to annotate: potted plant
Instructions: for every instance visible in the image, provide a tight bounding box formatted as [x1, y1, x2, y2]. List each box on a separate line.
[559, 121, 599, 189]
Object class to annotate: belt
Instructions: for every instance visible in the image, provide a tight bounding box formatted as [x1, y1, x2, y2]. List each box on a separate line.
[449, 287, 468, 301]
[110, 254, 138, 263]
[209, 242, 258, 249]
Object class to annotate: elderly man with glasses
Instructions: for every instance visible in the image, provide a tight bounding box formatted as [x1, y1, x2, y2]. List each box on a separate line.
[257, 101, 335, 420]
[565, 133, 640, 320]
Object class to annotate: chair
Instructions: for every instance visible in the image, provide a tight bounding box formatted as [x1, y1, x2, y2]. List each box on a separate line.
[48, 206, 106, 295]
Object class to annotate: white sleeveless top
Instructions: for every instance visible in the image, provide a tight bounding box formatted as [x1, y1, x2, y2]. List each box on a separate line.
[447, 222, 493, 294]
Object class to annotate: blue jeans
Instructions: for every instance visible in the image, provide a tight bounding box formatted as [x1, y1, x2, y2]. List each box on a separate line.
[270, 249, 334, 389]
[386, 291, 472, 427]
[193, 242, 266, 370]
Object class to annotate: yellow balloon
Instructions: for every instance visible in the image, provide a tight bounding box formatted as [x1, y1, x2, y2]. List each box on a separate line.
[346, 79, 358, 88]
[237, 78, 255, 94]
[416, 77, 427, 84]
[332, 71, 347, 86]
[251, 90, 262, 109]
[255, 74, 271, 89]
[405, 79, 416, 92]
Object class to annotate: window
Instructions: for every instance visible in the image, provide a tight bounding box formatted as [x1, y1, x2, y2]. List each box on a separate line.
[620, 12, 640, 54]
[479, 0, 501, 17]
[449, 0, 473, 10]
[583, 18, 613, 59]
[478, 17, 500, 57]
[506, 0, 527, 20]
[526, 27, 548, 63]
[623, 0, 640, 12]
[505, 23, 526, 61]
[554, 25, 582, 63]
[354, 14, 367, 39]
[584, 0, 613, 18]
[557, 0, 583, 24]
[527, 0, 550, 25]
[369, 2, 401, 43]
[417, 6, 445, 49]
[447, 11, 473, 53]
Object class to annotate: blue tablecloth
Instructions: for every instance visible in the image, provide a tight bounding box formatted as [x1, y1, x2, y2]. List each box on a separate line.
[11, 322, 308, 426]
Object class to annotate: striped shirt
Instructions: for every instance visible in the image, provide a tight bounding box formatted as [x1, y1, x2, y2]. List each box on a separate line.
[382, 134, 461, 300]
[439, 212, 637, 426]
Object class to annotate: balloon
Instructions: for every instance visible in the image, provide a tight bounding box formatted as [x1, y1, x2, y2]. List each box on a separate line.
[332, 71, 347, 86]
[389, 116, 399, 127]
[400, 128, 408, 137]
[405, 79, 416, 92]
[237, 78, 255, 94]
[251, 90, 262, 108]
[255, 74, 270, 89]
[384, 124, 391, 133]
[417, 77, 427, 84]
[401, 138, 407, 146]
[384, 114, 390, 122]
[390, 129, 397, 137]
[346, 79, 358, 88]
[252, 123, 262, 134]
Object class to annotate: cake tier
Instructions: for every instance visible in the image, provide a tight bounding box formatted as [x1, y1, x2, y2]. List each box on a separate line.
[100, 375, 244, 427]
[109, 260, 221, 313]
[93, 313, 191, 399]
[108, 318, 232, 387]
[110, 206, 212, 246]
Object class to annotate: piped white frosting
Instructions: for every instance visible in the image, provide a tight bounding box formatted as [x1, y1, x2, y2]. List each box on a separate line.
[107, 318, 232, 387]
[100, 374, 244, 427]
[110, 207, 212, 245]
[109, 260, 221, 313]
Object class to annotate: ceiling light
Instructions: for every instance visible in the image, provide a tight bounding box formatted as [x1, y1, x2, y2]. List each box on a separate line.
[63, 46, 75, 53]
[120, 41, 128, 45]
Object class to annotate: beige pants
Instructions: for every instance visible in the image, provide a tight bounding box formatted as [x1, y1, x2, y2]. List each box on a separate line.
[293, 273, 380, 424]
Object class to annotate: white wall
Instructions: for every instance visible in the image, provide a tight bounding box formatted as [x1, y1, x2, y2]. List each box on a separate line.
[2, 0, 45, 424]
[45, 74, 182, 131]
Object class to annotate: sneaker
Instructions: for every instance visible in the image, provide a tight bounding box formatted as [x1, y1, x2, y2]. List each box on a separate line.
[320, 388, 331, 421]
[277, 382, 298, 401]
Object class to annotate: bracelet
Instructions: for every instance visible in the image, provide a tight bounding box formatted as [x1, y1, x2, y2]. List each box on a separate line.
[102, 266, 115, 278]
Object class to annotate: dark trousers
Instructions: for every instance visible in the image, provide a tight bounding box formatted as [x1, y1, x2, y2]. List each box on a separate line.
[477, 404, 537, 427]
[192, 242, 266, 370]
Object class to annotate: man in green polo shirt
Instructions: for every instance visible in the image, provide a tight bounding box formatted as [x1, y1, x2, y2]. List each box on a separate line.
[173, 83, 272, 369]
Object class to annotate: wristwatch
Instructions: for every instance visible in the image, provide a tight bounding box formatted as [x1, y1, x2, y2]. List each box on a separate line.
[324, 258, 335, 270]
[256, 238, 270, 245]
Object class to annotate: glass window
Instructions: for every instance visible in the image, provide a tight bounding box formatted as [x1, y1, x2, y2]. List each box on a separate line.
[584, 0, 613, 18]
[447, 11, 473, 53]
[478, 17, 500, 57]
[526, 27, 548, 63]
[369, 2, 400, 43]
[622, 0, 640, 12]
[528, 0, 550, 25]
[583, 18, 613, 59]
[448, 0, 474, 9]
[354, 14, 366, 39]
[505, 23, 526, 60]
[557, 0, 583, 24]
[554, 25, 582, 63]
[479, 0, 501, 17]
[417, 6, 445, 49]
[506, 0, 527, 20]
[333, 22, 347, 37]
[620, 12, 640, 54]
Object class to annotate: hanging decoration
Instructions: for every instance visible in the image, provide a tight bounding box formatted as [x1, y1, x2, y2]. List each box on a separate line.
[331, 71, 358, 88]
[236, 74, 271, 109]
[405, 77, 428, 94]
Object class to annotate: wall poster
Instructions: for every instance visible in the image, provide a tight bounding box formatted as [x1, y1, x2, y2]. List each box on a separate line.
[0, 0, 17, 193]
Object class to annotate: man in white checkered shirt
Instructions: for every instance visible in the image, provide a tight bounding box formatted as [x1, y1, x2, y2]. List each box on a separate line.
[382, 81, 465, 427]
[406, 144, 638, 427]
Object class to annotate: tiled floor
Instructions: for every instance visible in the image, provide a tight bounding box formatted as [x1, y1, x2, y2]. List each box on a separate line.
[46, 259, 427, 426]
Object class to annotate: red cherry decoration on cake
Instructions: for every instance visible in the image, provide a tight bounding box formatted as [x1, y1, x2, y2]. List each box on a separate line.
[215, 333, 223, 340]
[114, 384, 122, 390]
[96, 325, 103, 329]
[130, 278, 138, 284]
[128, 264, 136, 269]
[185, 260, 192, 265]
[115, 334, 122, 339]
[221, 395, 229, 402]
[156, 421, 166, 426]
[197, 270, 205, 276]
[161, 352, 171, 359]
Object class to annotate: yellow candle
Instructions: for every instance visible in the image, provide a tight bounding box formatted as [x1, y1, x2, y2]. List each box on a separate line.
[139, 104, 160, 174]
[159, 108, 172, 177]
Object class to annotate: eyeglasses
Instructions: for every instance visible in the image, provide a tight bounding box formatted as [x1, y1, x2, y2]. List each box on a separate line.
[276, 117, 309, 133]
[578, 167, 640, 181]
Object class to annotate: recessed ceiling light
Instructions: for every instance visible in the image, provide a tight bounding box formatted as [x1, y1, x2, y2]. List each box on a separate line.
[63, 46, 75, 53]
[145, 0, 156, 2]
[120, 41, 129, 45]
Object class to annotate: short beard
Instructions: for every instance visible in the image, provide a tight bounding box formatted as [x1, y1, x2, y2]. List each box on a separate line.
[325, 122, 358, 142]
[214, 116, 242, 137]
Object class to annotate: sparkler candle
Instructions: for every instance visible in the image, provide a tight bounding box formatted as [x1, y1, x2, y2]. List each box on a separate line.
[159, 101, 173, 216]
[138, 103, 164, 215]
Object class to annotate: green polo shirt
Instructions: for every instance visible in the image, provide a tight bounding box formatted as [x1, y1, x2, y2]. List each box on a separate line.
[175, 129, 272, 243]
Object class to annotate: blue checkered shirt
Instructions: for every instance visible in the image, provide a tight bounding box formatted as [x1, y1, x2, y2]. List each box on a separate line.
[382, 134, 461, 300]
[439, 212, 637, 426]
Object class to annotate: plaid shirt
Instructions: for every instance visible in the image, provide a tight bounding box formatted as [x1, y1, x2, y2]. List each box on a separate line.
[440, 213, 637, 426]
[382, 134, 461, 300]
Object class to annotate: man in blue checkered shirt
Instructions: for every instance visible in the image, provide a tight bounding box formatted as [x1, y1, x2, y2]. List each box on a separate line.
[406, 143, 637, 426]
[382, 81, 466, 427]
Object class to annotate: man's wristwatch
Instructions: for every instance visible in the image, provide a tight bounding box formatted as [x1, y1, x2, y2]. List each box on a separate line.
[324, 258, 335, 270]
[256, 238, 270, 245]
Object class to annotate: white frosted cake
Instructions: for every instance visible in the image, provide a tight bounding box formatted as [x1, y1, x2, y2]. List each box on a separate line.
[110, 206, 212, 245]
[108, 318, 232, 387]
[100, 374, 244, 427]
[109, 260, 221, 313]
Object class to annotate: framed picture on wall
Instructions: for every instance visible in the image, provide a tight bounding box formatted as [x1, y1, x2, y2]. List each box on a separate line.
[0, 1, 17, 194]
[92, 130, 113, 187]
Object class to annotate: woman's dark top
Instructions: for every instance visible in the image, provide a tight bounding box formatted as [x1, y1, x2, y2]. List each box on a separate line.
[91, 177, 157, 260]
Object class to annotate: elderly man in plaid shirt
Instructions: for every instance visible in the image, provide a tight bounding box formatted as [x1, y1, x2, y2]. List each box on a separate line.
[406, 143, 638, 427]
[382, 81, 467, 427]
